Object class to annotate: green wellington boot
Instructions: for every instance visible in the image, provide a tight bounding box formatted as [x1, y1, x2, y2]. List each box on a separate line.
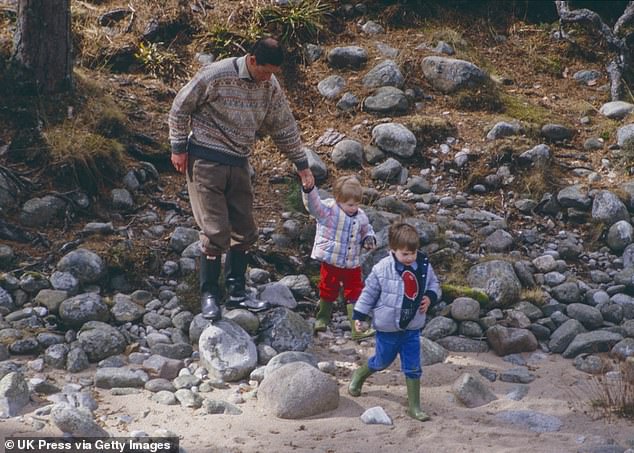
[348, 363, 373, 397]
[346, 303, 375, 341]
[314, 299, 334, 333]
[406, 378, 431, 422]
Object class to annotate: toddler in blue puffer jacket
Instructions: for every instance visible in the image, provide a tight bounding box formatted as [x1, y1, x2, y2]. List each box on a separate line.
[349, 221, 441, 422]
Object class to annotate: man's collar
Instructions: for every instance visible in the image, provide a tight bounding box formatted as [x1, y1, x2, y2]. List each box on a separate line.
[236, 56, 253, 80]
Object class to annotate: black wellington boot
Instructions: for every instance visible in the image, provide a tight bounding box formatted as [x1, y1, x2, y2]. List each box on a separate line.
[225, 249, 270, 312]
[200, 255, 221, 321]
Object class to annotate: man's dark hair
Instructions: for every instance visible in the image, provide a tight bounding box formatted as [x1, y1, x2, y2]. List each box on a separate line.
[251, 37, 284, 66]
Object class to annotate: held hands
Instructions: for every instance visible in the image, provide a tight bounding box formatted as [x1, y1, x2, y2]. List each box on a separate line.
[171, 153, 187, 174]
[419, 295, 431, 314]
[363, 237, 377, 251]
[354, 319, 370, 332]
[298, 168, 315, 191]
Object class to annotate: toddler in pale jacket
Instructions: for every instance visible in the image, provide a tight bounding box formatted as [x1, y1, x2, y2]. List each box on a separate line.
[302, 175, 376, 339]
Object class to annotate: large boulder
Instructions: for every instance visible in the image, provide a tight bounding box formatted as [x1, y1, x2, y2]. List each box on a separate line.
[466, 260, 521, 308]
[198, 320, 257, 382]
[258, 362, 339, 419]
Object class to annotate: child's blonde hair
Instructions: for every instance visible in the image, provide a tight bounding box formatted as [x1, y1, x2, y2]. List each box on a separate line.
[333, 175, 363, 203]
[388, 222, 420, 252]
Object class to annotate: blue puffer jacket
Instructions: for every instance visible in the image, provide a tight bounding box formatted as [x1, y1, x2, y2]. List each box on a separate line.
[354, 252, 441, 332]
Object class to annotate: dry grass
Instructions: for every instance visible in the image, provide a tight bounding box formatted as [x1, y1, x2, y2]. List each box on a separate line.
[586, 360, 634, 420]
[520, 287, 547, 306]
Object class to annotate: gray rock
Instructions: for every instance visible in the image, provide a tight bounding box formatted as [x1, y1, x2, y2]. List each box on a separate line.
[111, 294, 145, 323]
[421, 56, 489, 93]
[466, 260, 521, 308]
[607, 220, 633, 253]
[519, 144, 550, 164]
[264, 351, 318, 378]
[49, 271, 79, 295]
[599, 101, 634, 119]
[360, 406, 392, 425]
[557, 185, 592, 210]
[499, 366, 535, 384]
[611, 338, 634, 360]
[372, 123, 416, 158]
[20, 195, 66, 227]
[371, 158, 405, 184]
[0, 372, 30, 417]
[66, 348, 90, 373]
[51, 403, 109, 436]
[327, 46, 368, 69]
[364, 86, 409, 114]
[451, 373, 497, 408]
[548, 319, 586, 353]
[541, 124, 573, 142]
[142, 355, 184, 380]
[59, 293, 110, 328]
[550, 281, 582, 304]
[111, 188, 134, 211]
[258, 362, 339, 419]
[436, 336, 489, 353]
[305, 147, 328, 182]
[450, 297, 480, 321]
[336, 92, 359, 112]
[486, 121, 522, 140]
[592, 190, 629, 226]
[486, 325, 538, 356]
[169, 227, 199, 253]
[199, 320, 257, 382]
[495, 410, 562, 432]
[258, 282, 298, 309]
[421, 316, 457, 340]
[317, 75, 345, 99]
[94, 367, 148, 389]
[563, 331, 624, 358]
[257, 307, 312, 352]
[56, 249, 106, 285]
[574, 353, 607, 374]
[44, 344, 70, 369]
[420, 337, 448, 365]
[482, 229, 514, 252]
[331, 139, 364, 168]
[77, 321, 127, 362]
[151, 391, 178, 405]
[573, 69, 600, 84]
[566, 303, 604, 330]
[362, 60, 404, 88]
[361, 20, 384, 35]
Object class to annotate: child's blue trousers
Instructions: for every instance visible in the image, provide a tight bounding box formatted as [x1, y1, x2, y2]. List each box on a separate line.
[368, 329, 422, 379]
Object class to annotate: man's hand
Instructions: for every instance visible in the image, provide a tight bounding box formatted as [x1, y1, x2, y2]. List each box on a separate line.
[419, 296, 431, 313]
[298, 168, 314, 190]
[171, 153, 187, 174]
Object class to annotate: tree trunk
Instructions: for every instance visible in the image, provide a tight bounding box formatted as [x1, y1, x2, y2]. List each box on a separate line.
[12, 0, 72, 94]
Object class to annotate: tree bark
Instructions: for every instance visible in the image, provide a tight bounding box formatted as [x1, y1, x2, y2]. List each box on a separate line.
[12, 0, 72, 94]
[555, 0, 634, 102]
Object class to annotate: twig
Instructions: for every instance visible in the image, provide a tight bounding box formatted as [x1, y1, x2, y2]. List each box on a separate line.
[125, 3, 136, 34]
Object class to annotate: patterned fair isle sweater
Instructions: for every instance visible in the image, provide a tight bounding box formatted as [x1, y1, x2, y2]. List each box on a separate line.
[168, 56, 308, 169]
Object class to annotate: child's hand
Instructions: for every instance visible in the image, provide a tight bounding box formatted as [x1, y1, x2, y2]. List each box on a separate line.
[419, 296, 431, 313]
[363, 237, 376, 250]
[355, 320, 370, 331]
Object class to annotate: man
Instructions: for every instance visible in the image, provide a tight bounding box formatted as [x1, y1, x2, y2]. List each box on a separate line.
[169, 37, 314, 320]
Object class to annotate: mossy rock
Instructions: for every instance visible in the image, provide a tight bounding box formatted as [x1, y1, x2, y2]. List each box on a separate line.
[441, 283, 489, 306]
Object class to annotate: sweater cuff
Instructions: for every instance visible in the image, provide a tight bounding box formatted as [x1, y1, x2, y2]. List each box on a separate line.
[171, 141, 187, 154]
[424, 290, 438, 306]
[294, 159, 309, 171]
[352, 309, 369, 321]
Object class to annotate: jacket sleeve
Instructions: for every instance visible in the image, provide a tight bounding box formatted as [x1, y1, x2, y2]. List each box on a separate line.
[260, 78, 308, 170]
[168, 71, 212, 154]
[302, 186, 331, 221]
[423, 263, 441, 306]
[353, 267, 381, 318]
[360, 216, 375, 244]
